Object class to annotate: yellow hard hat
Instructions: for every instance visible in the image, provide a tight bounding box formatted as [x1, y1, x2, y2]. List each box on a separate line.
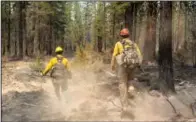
[55, 46, 63, 53]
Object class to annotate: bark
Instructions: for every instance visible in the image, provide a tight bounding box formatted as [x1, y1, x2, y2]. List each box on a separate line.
[38, 28, 43, 54]
[173, 2, 180, 53]
[192, 43, 196, 68]
[192, 31, 196, 67]
[29, 13, 36, 56]
[2, 38, 5, 56]
[33, 4, 40, 57]
[23, 2, 27, 56]
[2, 30, 5, 55]
[132, 3, 137, 41]
[184, 5, 188, 50]
[52, 30, 56, 55]
[14, 21, 18, 56]
[7, 1, 11, 56]
[112, 9, 116, 41]
[144, 2, 157, 61]
[155, 1, 160, 59]
[60, 36, 64, 51]
[103, 2, 106, 51]
[125, 3, 133, 38]
[33, 21, 39, 56]
[97, 28, 103, 52]
[48, 16, 52, 55]
[18, 2, 24, 58]
[158, 1, 175, 93]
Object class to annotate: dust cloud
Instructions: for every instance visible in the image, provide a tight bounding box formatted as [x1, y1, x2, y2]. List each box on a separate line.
[2, 60, 192, 121]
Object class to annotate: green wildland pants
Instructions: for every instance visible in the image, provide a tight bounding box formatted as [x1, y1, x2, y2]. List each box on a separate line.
[52, 77, 68, 100]
[117, 64, 135, 110]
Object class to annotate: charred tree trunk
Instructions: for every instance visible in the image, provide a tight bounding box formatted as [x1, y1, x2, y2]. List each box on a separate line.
[33, 21, 39, 56]
[125, 2, 139, 41]
[14, 21, 18, 56]
[184, 3, 188, 51]
[192, 43, 196, 68]
[97, 28, 103, 52]
[192, 31, 196, 68]
[103, 2, 106, 51]
[125, 3, 133, 38]
[144, 2, 157, 61]
[23, 2, 27, 56]
[158, 1, 175, 93]
[60, 36, 64, 53]
[38, 27, 42, 55]
[18, 2, 24, 58]
[2, 38, 5, 56]
[33, 7, 40, 57]
[48, 17, 52, 55]
[132, 3, 137, 41]
[173, 2, 181, 53]
[7, 1, 11, 56]
[52, 30, 56, 56]
[112, 10, 116, 41]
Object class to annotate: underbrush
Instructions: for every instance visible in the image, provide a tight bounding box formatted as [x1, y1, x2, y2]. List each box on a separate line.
[29, 56, 45, 72]
[72, 43, 108, 71]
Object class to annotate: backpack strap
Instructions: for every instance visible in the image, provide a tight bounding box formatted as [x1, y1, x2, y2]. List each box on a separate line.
[120, 39, 134, 51]
[56, 56, 63, 63]
[120, 39, 126, 50]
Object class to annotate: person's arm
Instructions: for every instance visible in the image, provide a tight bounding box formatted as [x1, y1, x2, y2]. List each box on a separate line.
[63, 58, 72, 78]
[65, 60, 70, 72]
[42, 58, 54, 75]
[111, 43, 119, 70]
[134, 43, 143, 64]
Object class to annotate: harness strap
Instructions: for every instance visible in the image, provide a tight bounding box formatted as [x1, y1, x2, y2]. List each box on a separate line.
[56, 56, 63, 63]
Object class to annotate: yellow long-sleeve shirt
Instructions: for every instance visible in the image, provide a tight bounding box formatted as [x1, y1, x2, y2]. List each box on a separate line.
[42, 55, 70, 75]
[112, 39, 143, 63]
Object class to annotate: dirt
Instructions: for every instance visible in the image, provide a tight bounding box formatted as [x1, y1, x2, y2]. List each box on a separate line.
[2, 60, 196, 121]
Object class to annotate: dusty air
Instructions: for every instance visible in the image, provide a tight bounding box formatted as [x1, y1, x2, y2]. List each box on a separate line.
[2, 1, 196, 121]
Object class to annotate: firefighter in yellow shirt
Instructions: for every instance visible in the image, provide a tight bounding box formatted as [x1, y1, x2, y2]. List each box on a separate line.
[42, 46, 72, 100]
[111, 28, 142, 112]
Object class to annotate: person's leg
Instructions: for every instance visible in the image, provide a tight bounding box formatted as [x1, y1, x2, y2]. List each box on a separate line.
[52, 79, 61, 101]
[127, 68, 136, 98]
[61, 79, 68, 93]
[60, 79, 68, 102]
[127, 68, 135, 86]
[118, 65, 129, 111]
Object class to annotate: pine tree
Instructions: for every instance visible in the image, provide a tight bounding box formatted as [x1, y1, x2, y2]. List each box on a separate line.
[158, 1, 175, 93]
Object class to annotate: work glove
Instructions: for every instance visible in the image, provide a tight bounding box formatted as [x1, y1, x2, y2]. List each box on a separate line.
[40, 72, 44, 77]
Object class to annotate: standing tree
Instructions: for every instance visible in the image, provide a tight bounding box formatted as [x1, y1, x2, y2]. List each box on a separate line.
[158, 1, 175, 93]
[7, 1, 11, 56]
[18, 1, 26, 58]
[190, 2, 196, 67]
[143, 2, 157, 61]
[95, 2, 105, 52]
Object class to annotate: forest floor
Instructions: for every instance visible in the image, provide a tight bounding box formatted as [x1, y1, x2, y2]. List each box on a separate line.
[2, 56, 196, 121]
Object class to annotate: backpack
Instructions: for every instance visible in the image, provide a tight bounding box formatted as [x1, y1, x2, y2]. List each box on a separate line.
[50, 56, 69, 79]
[120, 39, 140, 69]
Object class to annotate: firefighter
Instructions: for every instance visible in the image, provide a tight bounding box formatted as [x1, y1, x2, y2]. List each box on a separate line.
[42, 46, 72, 100]
[111, 28, 143, 111]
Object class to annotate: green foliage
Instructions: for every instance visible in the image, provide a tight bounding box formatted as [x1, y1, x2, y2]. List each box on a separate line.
[94, 2, 105, 37]
[4, 1, 196, 60]
[50, 2, 66, 38]
[29, 56, 44, 72]
[73, 42, 104, 68]
[107, 2, 129, 16]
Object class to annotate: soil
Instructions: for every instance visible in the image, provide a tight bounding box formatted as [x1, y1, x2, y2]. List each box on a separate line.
[2, 60, 196, 121]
